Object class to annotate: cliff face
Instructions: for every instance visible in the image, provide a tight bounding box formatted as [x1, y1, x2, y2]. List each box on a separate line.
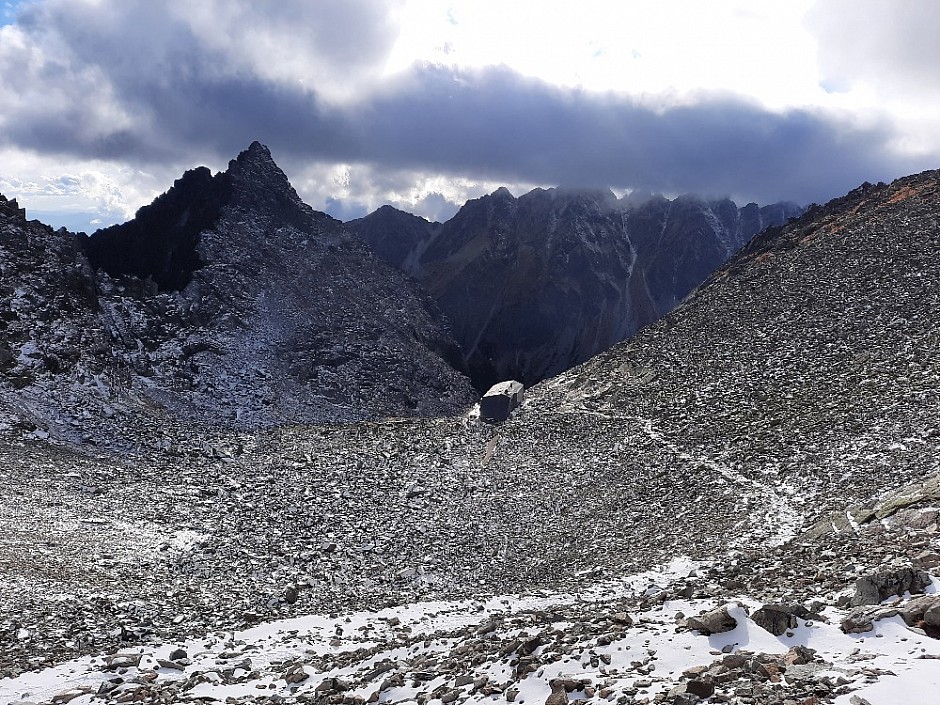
[349, 188, 802, 389]
[0, 143, 476, 438]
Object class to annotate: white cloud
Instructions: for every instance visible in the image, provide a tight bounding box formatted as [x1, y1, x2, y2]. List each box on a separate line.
[388, 1, 823, 110]
[0, 147, 175, 229]
[286, 158, 546, 222]
[805, 0, 940, 157]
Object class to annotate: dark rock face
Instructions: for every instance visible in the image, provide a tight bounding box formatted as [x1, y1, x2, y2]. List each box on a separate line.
[850, 567, 932, 606]
[419, 187, 637, 390]
[1, 142, 475, 434]
[627, 195, 801, 318]
[349, 188, 800, 389]
[82, 166, 226, 290]
[346, 205, 440, 277]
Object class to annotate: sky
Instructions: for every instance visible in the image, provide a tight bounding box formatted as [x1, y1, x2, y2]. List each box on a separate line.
[0, 0, 939, 231]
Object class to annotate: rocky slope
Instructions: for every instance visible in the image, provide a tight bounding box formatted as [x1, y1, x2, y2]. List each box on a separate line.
[1, 171, 938, 704]
[348, 190, 801, 389]
[0, 143, 475, 437]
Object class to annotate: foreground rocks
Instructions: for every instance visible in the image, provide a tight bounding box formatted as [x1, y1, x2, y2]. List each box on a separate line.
[5, 582, 936, 705]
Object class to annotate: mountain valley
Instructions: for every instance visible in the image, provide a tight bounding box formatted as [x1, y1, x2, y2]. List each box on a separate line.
[348, 190, 801, 390]
[1, 153, 939, 704]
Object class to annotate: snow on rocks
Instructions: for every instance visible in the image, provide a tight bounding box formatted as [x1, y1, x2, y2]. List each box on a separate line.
[3, 576, 940, 705]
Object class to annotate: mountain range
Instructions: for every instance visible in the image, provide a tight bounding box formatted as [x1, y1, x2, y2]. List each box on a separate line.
[348, 188, 801, 389]
[1, 144, 939, 704]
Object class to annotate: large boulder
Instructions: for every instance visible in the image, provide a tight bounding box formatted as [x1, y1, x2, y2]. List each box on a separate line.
[850, 567, 932, 607]
[751, 605, 798, 636]
[685, 604, 740, 635]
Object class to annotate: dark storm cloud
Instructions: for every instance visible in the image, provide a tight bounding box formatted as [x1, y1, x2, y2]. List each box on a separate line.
[0, 0, 921, 206]
[345, 66, 906, 204]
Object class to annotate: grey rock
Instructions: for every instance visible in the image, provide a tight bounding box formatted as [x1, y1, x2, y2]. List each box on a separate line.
[751, 604, 798, 636]
[685, 605, 739, 635]
[851, 567, 932, 606]
[156, 658, 185, 671]
[894, 595, 940, 627]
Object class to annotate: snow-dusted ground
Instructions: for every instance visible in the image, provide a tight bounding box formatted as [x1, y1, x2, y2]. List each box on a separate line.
[4, 560, 939, 705]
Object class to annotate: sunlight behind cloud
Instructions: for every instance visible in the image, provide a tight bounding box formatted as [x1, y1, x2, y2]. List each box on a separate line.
[387, 0, 822, 110]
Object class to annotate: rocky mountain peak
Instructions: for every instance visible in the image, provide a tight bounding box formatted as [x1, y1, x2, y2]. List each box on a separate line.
[3, 143, 476, 432]
[345, 205, 440, 276]
[82, 142, 337, 290]
[223, 141, 315, 225]
[225, 141, 300, 201]
[0, 193, 27, 222]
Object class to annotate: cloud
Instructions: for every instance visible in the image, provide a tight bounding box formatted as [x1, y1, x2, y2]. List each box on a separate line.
[340, 65, 910, 205]
[286, 160, 539, 223]
[0, 0, 933, 220]
[0, 146, 181, 229]
[807, 0, 940, 99]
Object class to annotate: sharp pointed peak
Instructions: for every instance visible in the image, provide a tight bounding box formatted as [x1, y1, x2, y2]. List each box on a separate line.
[230, 140, 277, 169]
[225, 141, 293, 191]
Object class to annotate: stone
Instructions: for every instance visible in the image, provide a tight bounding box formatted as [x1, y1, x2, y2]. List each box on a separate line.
[285, 664, 309, 684]
[751, 604, 798, 636]
[610, 612, 634, 626]
[685, 605, 738, 635]
[840, 611, 875, 635]
[895, 595, 940, 627]
[850, 696, 874, 705]
[103, 653, 143, 671]
[783, 646, 816, 666]
[545, 685, 568, 705]
[913, 551, 940, 570]
[925, 603, 940, 627]
[850, 567, 932, 606]
[157, 658, 185, 671]
[668, 681, 713, 703]
[667, 690, 701, 705]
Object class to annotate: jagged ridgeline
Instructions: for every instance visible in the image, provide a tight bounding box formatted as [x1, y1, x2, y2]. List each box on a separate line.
[348, 189, 801, 390]
[0, 143, 476, 435]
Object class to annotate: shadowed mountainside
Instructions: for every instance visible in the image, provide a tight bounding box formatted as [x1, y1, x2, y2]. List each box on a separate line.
[349, 189, 801, 389]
